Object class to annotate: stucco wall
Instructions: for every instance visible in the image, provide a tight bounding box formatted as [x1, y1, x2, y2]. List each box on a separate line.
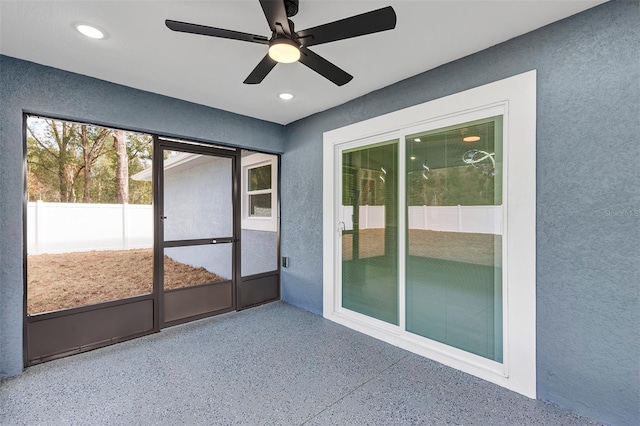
[241, 229, 278, 277]
[1, 2, 638, 425]
[163, 155, 234, 242]
[0, 55, 284, 378]
[280, 2, 639, 425]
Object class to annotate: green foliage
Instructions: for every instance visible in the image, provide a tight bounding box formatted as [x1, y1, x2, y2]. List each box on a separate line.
[127, 132, 153, 204]
[248, 164, 271, 191]
[26, 117, 153, 204]
[407, 165, 499, 206]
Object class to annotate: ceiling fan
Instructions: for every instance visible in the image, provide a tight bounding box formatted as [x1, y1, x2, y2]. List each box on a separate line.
[165, 0, 396, 86]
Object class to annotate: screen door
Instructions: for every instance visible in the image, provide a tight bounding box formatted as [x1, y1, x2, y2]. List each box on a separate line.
[157, 140, 238, 326]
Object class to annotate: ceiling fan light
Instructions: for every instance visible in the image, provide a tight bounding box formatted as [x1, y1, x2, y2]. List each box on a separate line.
[268, 38, 300, 63]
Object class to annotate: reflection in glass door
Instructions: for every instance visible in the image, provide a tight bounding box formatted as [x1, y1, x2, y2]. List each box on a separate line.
[341, 140, 399, 325]
[406, 117, 503, 362]
[158, 142, 237, 326]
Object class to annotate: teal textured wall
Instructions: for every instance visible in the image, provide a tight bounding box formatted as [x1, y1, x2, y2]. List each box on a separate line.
[280, 2, 639, 425]
[1, 2, 638, 425]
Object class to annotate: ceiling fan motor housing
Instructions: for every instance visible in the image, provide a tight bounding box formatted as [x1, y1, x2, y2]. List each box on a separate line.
[285, 0, 299, 17]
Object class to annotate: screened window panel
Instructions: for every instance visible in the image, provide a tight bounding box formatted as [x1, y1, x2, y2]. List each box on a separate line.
[163, 152, 233, 241]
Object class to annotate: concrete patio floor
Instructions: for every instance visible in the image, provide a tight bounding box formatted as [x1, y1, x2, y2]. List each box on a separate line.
[0, 302, 599, 425]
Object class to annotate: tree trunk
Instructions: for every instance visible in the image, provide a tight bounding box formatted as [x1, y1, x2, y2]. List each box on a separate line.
[81, 125, 92, 203]
[57, 129, 76, 202]
[113, 130, 129, 204]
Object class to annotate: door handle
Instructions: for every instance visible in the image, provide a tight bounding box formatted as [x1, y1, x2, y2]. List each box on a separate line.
[209, 239, 238, 244]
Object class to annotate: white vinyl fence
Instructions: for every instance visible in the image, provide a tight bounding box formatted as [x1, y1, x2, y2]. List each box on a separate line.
[28, 202, 501, 254]
[27, 201, 153, 254]
[343, 205, 502, 235]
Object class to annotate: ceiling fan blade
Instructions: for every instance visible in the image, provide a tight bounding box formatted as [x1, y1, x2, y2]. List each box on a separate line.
[259, 0, 292, 35]
[165, 20, 268, 44]
[298, 47, 353, 86]
[243, 54, 278, 84]
[296, 6, 396, 47]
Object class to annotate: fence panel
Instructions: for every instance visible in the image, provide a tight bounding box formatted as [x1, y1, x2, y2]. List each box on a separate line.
[343, 205, 502, 234]
[27, 201, 153, 254]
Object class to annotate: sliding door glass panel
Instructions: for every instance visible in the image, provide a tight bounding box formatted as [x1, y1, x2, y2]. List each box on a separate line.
[342, 140, 399, 325]
[163, 151, 233, 241]
[406, 117, 503, 362]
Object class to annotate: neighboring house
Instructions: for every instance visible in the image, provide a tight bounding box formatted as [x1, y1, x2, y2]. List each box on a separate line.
[0, 2, 637, 426]
[132, 150, 278, 278]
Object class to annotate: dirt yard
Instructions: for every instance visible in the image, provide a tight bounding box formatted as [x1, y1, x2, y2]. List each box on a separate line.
[29, 230, 500, 314]
[27, 249, 225, 314]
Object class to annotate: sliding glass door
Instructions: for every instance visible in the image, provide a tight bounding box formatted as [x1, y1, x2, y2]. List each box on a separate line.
[336, 116, 504, 363]
[326, 72, 537, 396]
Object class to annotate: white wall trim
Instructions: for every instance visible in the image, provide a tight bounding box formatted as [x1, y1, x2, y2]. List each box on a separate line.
[322, 70, 537, 398]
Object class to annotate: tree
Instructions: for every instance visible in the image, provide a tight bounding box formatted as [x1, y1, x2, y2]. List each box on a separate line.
[112, 129, 129, 203]
[27, 120, 82, 202]
[81, 125, 110, 202]
[27, 117, 153, 205]
[127, 133, 153, 204]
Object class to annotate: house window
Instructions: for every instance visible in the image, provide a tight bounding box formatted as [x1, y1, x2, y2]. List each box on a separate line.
[242, 152, 278, 232]
[247, 164, 272, 217]
[323, 71, 537, 398]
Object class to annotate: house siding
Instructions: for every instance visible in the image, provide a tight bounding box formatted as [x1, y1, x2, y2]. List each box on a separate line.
[280, 2, 639, 425]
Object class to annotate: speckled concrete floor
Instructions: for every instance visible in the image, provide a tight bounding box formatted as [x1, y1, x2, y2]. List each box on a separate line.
[1, 302, 599, 425]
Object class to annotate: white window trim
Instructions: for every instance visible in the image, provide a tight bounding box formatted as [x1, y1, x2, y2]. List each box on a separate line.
[322, 70, 537, 398]
[242, 153, 278, 232]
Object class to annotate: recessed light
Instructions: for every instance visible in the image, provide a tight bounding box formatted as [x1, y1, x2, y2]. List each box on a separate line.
[410, 156, 416, 160]
[278, 93, 294, 100]
[76, 24, 105, 40]
[463, 136, 481, 142]
[414, 138, 421, 142]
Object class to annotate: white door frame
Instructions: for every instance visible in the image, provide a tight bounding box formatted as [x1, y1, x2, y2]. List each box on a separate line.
[322, 71, 537, 398]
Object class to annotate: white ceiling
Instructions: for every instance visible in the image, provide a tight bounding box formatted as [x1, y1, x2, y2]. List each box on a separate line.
[0, 1, 606, 125]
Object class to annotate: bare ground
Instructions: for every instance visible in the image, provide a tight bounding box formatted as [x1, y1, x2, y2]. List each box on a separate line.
[27, 249, 225, 314]
[29, 230, 500, 314]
